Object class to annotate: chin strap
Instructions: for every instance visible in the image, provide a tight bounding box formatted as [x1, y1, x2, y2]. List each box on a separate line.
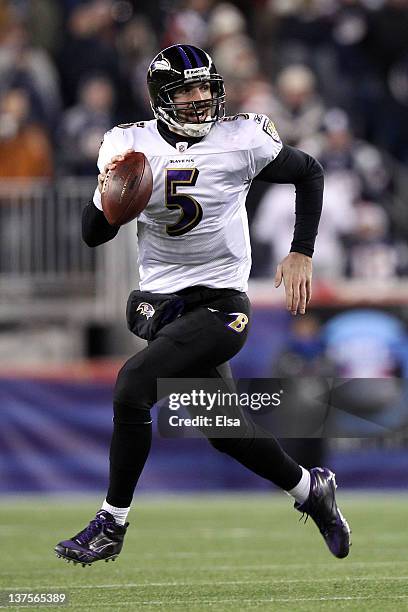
[177, 122, 213, 137]
[154, 106, 214, 138]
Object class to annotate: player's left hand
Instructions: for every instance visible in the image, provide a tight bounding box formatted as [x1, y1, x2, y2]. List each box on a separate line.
[274, 252, 312, 315]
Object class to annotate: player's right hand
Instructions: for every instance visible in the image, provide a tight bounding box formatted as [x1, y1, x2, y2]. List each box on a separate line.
[97, 149, 134, 193]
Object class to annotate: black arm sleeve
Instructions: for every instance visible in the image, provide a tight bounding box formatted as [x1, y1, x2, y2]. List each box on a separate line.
[254, 144, 323, 257]
[82, 201, 120, 247]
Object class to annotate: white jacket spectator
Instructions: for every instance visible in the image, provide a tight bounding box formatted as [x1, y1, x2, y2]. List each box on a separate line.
[252, 172, 358, 278]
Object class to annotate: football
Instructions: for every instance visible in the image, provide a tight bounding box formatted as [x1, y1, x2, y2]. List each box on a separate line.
[101, 151, 153, 225]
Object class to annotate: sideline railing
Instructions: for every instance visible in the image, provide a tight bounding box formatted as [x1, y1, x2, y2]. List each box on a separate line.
[0, 179, 138, 322]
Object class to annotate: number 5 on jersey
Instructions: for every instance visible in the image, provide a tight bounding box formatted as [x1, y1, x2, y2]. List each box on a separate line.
[165, 168, 203, 236]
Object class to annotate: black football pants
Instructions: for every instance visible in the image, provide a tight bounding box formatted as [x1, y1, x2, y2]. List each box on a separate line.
[107, 288, 302, 507]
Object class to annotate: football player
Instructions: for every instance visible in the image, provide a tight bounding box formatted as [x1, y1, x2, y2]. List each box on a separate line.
[55, 45, 351, 566]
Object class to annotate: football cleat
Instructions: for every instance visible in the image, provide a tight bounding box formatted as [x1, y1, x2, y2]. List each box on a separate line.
[295, 467, 351, 559]
[54, 510, 128, 566]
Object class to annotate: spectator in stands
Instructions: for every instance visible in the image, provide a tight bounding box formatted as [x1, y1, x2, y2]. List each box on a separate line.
[161, 0, 212, 49]
[345, 201, 400, 279]
[329, 0, 374, 121]
[272, 314, 330, 377]
[237, 77, 275, 116]
[117, 15, 158, 120]
[259, 0, 330, 74]
[58, 74, 115, 176]
[0, 87, 53, 177]
[0, 15, 61, 132]
[365, 0, 408, 85]
[209, 2, 259, 112]
[300, 108, 392, 202]
[24, 0, 63, 57]
[57, 0, 122, 108]
[385, 52, 408, 162]
[251, 171, 357, 279]
[267, 64, 325, 146]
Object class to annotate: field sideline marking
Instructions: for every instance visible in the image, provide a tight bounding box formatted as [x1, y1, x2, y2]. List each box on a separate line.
[4, 576, 408, 590]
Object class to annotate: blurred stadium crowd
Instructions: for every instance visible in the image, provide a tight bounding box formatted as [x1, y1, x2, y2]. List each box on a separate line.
[0, 0, 407, 281]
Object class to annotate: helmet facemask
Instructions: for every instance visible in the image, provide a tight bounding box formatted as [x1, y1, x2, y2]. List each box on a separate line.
[152, 75, 225, 138]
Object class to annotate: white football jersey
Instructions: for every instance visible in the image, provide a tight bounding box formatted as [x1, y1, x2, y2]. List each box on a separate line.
[93, 113, 282, 293]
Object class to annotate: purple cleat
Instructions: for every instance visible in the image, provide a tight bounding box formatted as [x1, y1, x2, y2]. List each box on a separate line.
[54, 510, 128, 566]
[295, 467, 351, 559]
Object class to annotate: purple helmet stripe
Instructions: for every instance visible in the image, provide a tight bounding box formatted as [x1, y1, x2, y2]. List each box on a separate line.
[177, 45, 192, 68]
[186, 45, 203, 67]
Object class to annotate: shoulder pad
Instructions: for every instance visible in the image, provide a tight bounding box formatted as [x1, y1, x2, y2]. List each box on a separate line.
[117, 121, 147, 129]
[220, 113, 250, 122]
[252, 114, 264, 124]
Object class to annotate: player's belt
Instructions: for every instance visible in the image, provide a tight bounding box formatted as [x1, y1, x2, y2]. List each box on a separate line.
[126, 287, 245, 341]
[177, 286, 242, 309]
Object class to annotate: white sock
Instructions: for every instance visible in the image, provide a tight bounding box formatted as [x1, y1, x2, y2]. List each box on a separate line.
[286, 467, 311, 504]
[101, 500, 130, 526]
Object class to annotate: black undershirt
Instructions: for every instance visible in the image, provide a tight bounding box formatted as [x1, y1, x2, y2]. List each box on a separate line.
[256, 145, 323, 257]
[82, 121, 323, 257]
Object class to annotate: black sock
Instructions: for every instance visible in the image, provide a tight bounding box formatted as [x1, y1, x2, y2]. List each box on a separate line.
[228, 435, 302, 490]
[106, 422, 152, 507]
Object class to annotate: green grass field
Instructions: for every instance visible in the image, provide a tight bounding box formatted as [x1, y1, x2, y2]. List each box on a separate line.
[0, 493, 407, 611]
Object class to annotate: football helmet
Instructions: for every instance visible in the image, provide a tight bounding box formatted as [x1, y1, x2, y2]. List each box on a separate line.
[147, 44, 225, 138]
